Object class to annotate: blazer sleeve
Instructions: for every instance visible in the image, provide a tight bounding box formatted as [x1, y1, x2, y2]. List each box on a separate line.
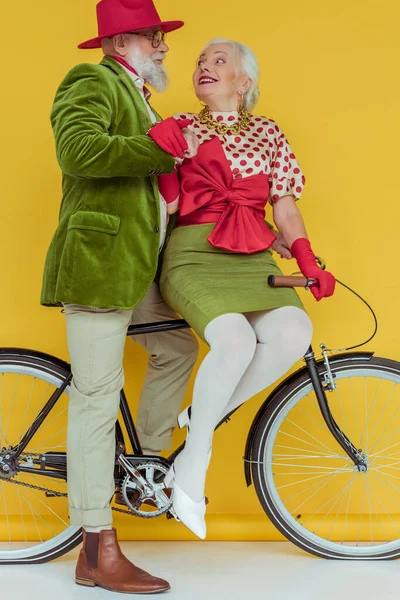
[51, 64, 175, 179]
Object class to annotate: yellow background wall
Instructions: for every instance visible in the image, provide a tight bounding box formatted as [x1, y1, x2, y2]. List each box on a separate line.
[1, 0, 399, 540]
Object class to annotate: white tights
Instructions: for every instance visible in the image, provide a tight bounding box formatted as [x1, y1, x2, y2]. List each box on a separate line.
[174, 307, 313, 502]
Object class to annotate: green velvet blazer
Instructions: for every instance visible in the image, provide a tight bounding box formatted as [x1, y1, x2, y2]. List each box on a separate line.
[41, 56, 175, 310]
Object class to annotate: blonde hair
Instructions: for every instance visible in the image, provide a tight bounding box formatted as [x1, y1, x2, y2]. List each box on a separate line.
[202, 38, 260, 111]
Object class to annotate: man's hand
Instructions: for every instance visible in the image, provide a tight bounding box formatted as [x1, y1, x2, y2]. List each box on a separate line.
[182, 128, 199, 159]
[271, 229, 292, 260]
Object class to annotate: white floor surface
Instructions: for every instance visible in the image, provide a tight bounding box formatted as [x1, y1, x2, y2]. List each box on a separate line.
[2, 542, 400, 599]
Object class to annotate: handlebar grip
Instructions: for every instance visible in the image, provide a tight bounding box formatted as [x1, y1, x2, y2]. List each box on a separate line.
[268, 275, 312, 288]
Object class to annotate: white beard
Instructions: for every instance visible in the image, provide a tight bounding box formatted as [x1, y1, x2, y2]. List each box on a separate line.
[126, 47, 169, 92]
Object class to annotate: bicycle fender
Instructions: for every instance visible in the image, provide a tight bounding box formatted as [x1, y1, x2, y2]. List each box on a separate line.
[0, 347, 71, 373]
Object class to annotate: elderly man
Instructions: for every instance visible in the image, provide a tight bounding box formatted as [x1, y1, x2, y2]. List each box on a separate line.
[41, 0, 199, 594]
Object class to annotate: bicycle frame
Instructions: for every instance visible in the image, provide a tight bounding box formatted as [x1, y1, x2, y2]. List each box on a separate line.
[11, 322, 367, 486]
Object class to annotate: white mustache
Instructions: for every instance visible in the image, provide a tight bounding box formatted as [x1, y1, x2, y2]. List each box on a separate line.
[153, 52, 166, 62]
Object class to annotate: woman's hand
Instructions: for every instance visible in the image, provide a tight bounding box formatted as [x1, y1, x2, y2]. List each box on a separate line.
[182, 128, 200, 159]
[272, 195, 335, 301]
[167, 198, 179, 215]
[148, 118, 192, 158]
[271, 230, 292, 259]
[291, 238, 336, 301]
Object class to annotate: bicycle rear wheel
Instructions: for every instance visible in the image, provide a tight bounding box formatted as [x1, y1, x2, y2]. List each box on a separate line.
[251, 355, 400, 559]
[0, 349, 83, 563]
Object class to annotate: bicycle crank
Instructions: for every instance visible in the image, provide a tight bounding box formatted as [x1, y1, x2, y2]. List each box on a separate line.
[119, 461, 175, 519]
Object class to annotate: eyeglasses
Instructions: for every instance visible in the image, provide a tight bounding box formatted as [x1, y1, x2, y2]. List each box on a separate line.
[127, 30, 166, 49]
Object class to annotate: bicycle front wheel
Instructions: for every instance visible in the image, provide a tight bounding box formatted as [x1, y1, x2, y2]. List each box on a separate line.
[252, 355, 400, 559]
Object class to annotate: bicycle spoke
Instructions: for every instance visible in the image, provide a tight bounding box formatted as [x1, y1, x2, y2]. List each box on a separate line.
[27, 422, 68, 454]
[273, 444, 343, 459]
[368, 382, 397, 453]
[279, 430, 332, 454]
[363, 473, 384, 543]
[23, 483, 68, 528]
[277, 467, 348, 493]
[3, 483, 12, 545]
[16, 485, 28, 544]
[291, 468, 348, 516]
[28, 473, 69, 510]
[18, 489, 47, 542]
[370, 422, 400, 459]
[368, 471, 400, 513]
[349, 379, 363, 450]
[372, 468, 400, 484]
[307, 474, 356, 536]
[28, 441, 67, 453]
[284, 418, 334, 453]
[276, 465, 345, 505]
[372, 451, 400, 459]
[341, 471, 356, 545]
[368, 474, 400, 538]
[23, 406, 67, 452]
[4, 374, 21, 448]
[371, 441, 400, 460]
[365, 378, 382, 455]
[272, 461, 351, 471]
[293, 398, 334, 434]
[14, 377, 36, 449]
[327, 477, 353, 542]
[371, 459, 400, 471]
[0, 373, 5, 448]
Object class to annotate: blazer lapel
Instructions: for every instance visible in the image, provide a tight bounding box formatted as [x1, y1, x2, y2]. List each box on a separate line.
[100, 56, 159, 131]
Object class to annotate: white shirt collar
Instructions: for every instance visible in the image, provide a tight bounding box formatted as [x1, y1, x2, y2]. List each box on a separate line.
[121, 65, 152, 101]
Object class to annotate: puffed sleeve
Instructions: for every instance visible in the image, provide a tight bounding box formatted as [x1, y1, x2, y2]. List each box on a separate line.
[266, 121, 306, 203]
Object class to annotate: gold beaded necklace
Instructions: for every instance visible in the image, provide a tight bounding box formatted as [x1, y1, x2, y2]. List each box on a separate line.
[198, 106, 251, 135]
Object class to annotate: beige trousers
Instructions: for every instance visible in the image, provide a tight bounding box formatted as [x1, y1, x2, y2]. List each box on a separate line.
[64, 283, 198, 528]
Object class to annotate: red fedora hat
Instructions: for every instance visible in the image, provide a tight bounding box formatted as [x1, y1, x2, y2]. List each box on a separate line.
[78, 0, 184, 50]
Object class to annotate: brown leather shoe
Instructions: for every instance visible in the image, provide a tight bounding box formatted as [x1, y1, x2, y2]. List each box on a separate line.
[75, 529, 170, 594]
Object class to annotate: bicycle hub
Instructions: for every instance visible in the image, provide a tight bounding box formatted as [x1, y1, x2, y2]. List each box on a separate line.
[0, 449, 17, 479]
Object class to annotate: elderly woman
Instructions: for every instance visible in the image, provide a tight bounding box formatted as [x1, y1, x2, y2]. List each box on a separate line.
[153, 38, 336, 539]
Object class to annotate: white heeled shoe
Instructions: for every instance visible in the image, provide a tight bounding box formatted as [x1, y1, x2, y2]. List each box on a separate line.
[177, 406, 192, 430]
[178, 406, 212, 467]
[164, 465, 206, 540]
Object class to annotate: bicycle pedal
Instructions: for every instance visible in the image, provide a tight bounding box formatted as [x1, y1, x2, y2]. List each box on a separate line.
[166, 508, 180, 522]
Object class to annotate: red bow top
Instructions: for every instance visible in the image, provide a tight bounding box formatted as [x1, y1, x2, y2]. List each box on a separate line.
[176, 137, 276, 254]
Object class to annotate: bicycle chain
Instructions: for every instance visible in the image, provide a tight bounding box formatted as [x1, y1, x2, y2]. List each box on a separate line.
[5, 477, 142, 516]
[4, 477, 67, 497]
[3, 454, 168, 518]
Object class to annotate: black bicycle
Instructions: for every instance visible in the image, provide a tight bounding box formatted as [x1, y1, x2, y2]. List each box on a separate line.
[1, 272, 400, 564]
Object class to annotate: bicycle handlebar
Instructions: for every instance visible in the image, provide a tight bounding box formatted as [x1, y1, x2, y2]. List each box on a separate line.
[268, 275, 316, 288]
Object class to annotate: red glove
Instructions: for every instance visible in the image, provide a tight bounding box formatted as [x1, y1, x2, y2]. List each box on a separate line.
[158, 171, 179, 204]
[148, 117, 193, 158]
[291, 238, 336, 301]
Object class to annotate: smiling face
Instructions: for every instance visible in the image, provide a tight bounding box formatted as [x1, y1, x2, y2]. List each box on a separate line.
[193, 43, 251, 112]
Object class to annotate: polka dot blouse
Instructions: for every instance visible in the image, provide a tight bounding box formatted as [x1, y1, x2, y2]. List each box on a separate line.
[175, 111, 305, 203]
